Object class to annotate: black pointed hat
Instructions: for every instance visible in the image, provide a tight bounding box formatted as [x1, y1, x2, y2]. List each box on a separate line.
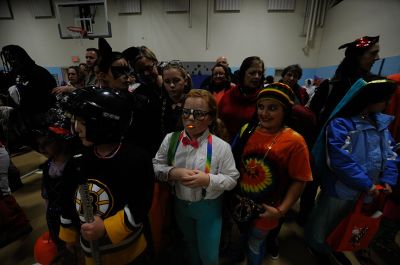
[338, 36, 379, 57]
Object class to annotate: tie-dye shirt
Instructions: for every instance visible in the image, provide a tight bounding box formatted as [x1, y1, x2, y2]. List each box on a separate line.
[238, 126, 312, 230]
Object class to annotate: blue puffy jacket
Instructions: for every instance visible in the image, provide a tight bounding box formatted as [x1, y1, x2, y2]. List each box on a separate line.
[323, 113, 398, 200]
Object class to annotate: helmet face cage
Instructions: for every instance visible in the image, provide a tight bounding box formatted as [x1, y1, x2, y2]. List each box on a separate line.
[61, 87, 132, 144]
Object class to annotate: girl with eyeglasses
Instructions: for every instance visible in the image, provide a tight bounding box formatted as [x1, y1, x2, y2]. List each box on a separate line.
[153, 89, 239, 265]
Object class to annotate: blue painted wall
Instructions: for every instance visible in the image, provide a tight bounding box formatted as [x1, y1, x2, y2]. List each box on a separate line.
[191, 55, 400, 88]
[307, 54, 400, 84]
[46, 67, 64, 86]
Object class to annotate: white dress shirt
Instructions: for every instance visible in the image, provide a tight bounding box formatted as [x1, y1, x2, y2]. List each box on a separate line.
[153, 129, 239, 202]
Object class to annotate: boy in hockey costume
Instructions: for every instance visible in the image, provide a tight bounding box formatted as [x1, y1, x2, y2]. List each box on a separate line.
[59, 87, 154, 265]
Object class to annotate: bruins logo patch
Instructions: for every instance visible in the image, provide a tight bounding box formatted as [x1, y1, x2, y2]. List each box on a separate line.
[75, 179, 114, 222]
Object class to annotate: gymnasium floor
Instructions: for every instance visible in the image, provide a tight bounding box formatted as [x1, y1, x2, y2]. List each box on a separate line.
[0, 150, 397, 265]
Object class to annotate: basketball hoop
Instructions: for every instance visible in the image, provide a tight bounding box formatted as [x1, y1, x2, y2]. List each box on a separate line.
[56, 1, 111, 39]
[67, 26, 87, 45]
[67, 26, 87, 38]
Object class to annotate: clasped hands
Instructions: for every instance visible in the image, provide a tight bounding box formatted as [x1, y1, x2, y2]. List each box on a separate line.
[168, 167, 210, 188]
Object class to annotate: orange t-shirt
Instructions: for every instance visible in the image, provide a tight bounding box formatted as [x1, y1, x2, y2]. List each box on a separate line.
[238, 126, 312, 230]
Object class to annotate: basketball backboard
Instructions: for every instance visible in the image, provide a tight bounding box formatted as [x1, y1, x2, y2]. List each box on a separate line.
[55, 0, 112, 39]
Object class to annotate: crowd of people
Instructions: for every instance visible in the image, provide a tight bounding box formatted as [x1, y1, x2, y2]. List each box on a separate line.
[0, 35, 399, 265]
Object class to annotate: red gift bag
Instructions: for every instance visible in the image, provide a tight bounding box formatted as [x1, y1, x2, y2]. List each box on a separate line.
[326, 193, 382, 252]
[148, 182, 173, 256]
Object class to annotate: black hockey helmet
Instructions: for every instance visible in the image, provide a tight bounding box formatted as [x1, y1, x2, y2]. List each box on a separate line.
[60, 87, 132, 144]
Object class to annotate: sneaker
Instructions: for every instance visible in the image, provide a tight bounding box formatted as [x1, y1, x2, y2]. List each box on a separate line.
[267, 240, 279, 260]
[331, 252, 352, 265]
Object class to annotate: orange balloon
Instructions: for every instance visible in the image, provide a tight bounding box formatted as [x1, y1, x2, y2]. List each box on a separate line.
[34, 231, 58, 265]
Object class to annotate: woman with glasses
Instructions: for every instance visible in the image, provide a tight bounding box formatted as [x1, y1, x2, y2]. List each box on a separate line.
[231, 83, 312, 265]
[93, 39, 159, 161]
[204, 63, 236, 104]
[153, 89, 239, 265]
[132, 46, 163, 89]
[122, 45, 164, 157]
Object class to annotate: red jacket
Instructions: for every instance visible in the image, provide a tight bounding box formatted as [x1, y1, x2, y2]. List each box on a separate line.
[218, 85, 259, 141]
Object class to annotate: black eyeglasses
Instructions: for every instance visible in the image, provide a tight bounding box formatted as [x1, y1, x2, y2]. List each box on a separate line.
[182, 108, 210, 121]
[111, 66, 131, 78]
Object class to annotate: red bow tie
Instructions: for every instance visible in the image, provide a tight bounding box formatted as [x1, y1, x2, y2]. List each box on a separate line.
[182, 136, 199, 148]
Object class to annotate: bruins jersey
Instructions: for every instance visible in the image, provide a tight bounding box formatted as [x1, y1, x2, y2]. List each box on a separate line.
[60, 142, 154, 265]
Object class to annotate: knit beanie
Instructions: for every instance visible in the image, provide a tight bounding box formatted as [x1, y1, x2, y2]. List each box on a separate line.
[257, 82, 295, 109]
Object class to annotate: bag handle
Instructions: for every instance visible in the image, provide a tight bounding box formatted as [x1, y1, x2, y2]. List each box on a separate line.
[354, 192, 366, 213]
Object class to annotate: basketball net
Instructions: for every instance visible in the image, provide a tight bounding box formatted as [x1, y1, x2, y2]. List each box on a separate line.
[67, 26, 87, 46]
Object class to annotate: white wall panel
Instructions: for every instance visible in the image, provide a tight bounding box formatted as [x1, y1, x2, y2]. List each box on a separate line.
[215, 0, 240, 11]
[267, 0, 295, 11]
[118, 0, 141, 14]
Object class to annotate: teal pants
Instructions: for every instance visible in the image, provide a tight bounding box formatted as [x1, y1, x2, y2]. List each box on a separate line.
[174, 196, 222, 265]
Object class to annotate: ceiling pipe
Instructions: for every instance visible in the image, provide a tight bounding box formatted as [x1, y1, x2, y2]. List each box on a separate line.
[188, 0, 192, 28]
[205, 0, 210, 50]
[309, 0, 319, 44]
[319, 0, 327, 27]
[301, 0, 310, 36]
[316, 0, 323, 28]
[303, 0, 316, 54]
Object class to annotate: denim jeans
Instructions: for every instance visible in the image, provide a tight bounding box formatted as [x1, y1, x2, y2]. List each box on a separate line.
[246, 226, 270, 265]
